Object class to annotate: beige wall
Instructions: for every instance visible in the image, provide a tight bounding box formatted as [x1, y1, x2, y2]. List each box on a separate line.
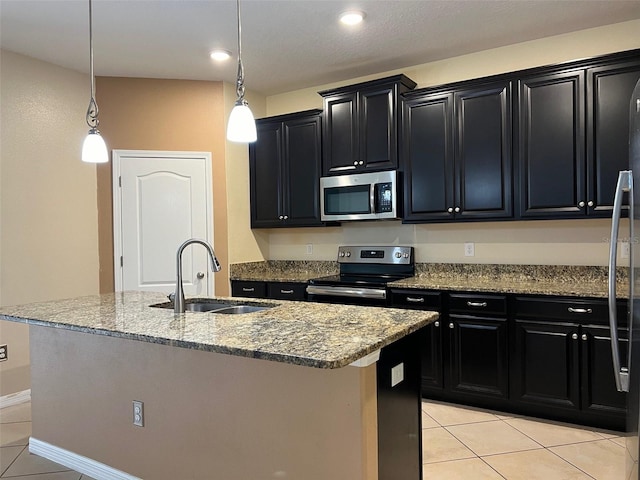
[259, 20, 640, 266]
[94, 77, 268, 296]
[31, 326, 377, 480]
[0, 50, 100, 396]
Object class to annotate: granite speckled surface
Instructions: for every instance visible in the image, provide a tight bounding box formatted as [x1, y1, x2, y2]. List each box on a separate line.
[390, 264, 629, 299]
[230, 261, 629, 299]
[0, 291, 437, 369]
[230, 260, 338, 282]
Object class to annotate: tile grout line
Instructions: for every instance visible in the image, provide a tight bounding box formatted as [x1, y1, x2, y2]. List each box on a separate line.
[0, 444, 27, 478]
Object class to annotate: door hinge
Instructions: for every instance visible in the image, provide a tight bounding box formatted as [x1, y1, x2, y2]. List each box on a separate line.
[120, 256, 123, 267]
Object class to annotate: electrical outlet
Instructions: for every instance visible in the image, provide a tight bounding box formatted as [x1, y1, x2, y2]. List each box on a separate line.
[464, 242, 475, 257]
[391, 363, 404, 387]
[133, 400, 144, 427]
[0, 344, 7, 362]
[306, 244, 313, 255]
[621, 241, 630, 259]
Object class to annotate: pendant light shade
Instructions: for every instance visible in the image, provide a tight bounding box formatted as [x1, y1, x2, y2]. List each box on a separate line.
[226, 0, 257, 143]
[227, 101, 257, 142]
[82, 0, 108, 163]
[82, 128, 109, 163]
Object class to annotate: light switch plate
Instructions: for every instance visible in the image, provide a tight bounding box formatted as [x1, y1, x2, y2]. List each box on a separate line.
[391, 363, 404, 387]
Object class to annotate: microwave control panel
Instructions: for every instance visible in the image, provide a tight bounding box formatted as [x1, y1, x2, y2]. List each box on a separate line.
[375, 182, 394, 213]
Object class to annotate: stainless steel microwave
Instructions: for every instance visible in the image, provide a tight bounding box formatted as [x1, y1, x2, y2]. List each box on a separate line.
[320, 170, 399, 221]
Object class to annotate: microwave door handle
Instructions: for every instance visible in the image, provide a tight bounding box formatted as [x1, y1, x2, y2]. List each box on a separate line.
[370, 183, 376, 214]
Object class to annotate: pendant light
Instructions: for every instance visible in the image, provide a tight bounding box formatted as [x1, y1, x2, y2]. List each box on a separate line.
[226, 0, 257, 143]
[81, 0, 108, 163]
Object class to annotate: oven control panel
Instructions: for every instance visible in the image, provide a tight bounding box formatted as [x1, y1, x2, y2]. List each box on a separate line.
[337, 246, 413, 265]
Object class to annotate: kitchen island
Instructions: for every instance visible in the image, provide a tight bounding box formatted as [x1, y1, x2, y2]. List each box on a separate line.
[0, 291, 438, 480]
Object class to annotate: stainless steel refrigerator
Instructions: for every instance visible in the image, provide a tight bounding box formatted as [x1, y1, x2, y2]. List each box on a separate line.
[609, 77, 640, 480]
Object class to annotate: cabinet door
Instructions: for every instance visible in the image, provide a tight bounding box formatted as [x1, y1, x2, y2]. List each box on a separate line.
[231, 281, 268, 298]
[421, 319, 444, 392]
[581, 325, 627, 416]
[512, 319, 580, 410]
[322, 92, 358, 175]
[518, 70, 585, 218]
[266, 281, 307, 301]
[587, 60, 640, 216]
[250, 121, 283, 227]
[402, 93, 455, 222]
[283, 115, 323, 226]
[455, 82, 513, 219]
[360, 85, 397, 171]
[449, 315, 509, 399]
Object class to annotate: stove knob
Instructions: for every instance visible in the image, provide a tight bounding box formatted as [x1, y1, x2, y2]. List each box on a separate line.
[395, 252, 402, 258]
[339, 252, 345, 257]
[345, 252, 351, 257]
[403, 253, 410, 258]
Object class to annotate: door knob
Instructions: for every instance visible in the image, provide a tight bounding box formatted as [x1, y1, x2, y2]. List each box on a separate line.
[196, 272, 205, 280]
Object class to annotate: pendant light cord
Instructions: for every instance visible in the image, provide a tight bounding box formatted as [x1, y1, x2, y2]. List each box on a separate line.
[86, 0, 99, 129]
[235, 0, 246, 103]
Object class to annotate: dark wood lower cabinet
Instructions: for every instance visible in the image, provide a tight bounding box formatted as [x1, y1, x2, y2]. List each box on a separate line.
[449, 315, 509, 402]
[231, 280, 307, 301]
[389, 289, 627, 431]
[511, 320, 581, 410]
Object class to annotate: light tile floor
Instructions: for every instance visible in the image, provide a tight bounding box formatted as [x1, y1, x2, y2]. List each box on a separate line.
[0, 400, 627, 479]
[422, 399, 627, 480]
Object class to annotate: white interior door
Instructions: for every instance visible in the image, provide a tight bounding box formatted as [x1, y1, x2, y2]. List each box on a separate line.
[113, 150, 213, 296]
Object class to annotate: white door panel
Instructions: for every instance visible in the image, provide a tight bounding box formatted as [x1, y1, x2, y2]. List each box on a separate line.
[114, 151, 213, 296]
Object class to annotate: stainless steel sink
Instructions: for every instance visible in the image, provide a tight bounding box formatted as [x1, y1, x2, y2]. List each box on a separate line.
[149, 299, 273, 314]
[209, 305, 271, 315]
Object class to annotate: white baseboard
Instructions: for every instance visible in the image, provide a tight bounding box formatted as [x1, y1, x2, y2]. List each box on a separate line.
[29, 438, 142, 480]
[0, 389, 30, 408]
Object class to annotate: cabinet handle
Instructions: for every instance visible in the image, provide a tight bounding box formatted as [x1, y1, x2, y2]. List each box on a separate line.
[280, 289, 294, 294]
[283, 215, 289, 220]
[242, 287, 255, 292]
[449, 322, 454, 329]
[572, 333, 578, 340]
[434, 321, 440, 327]
[455, 206, 460, 213]
[587, 200, 594, 207]
[358, 161, 364, 165]
[353, 161, 359, 166]
[466, 301, 488, 308]
[578, 201, 585, 208]
[582, 334, 588, 341]
[279, 215, 284, 220]
[568, 307, 592, 314]
[447, 207, 454, 213]
[406, 296, 425, 303]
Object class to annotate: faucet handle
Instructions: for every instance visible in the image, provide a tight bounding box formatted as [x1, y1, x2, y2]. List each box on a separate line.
[167, 292, 176, 302]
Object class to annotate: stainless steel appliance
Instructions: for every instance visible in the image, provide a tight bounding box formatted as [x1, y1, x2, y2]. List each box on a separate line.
[608, 77, 640, 479]
[320, 170, 399, 221]
[306, 245, 414, 305]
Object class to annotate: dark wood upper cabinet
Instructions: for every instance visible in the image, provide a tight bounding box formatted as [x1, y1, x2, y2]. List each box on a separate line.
[319, 75, 416, 175]
[249, 110, 323, 228]
[402, 81, 512, 222]
[587, 59, 640, 216]
[517, 69, 586, 218]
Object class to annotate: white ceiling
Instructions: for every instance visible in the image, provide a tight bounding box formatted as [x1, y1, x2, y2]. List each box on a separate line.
[1, 0, 639, 96]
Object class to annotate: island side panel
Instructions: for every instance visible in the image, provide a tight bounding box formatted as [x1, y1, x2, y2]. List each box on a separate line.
[30, 326, 378, 480]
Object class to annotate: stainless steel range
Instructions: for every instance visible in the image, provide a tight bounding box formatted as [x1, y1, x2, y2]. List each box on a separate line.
[306, 246, 414, 306]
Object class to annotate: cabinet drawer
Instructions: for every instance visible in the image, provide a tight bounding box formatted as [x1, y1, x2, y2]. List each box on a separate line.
[390, 289, 442, 310]
[231, 281, 267, 298]
[448, 293, 507, 316]
[267, 282, 307, 301]
[514, 296, 626, 326]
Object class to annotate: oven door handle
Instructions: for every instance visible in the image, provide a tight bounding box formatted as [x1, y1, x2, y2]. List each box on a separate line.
[306, 285, 387, 300]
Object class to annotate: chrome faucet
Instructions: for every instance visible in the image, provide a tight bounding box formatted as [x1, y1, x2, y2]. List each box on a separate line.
[174, 238, 221, 314]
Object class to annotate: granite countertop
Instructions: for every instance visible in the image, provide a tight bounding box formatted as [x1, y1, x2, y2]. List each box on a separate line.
[0, 291, 438, 369]
[390, 264, 629, 299]
[230, 261, 629, 299]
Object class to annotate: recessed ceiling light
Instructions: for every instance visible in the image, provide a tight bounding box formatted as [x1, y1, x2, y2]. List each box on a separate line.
[339, 10, 365, 26]
[210, 49, 232, 61]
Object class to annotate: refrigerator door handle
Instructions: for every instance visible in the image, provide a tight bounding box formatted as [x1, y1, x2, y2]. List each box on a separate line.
[608, 170, 632, 393]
